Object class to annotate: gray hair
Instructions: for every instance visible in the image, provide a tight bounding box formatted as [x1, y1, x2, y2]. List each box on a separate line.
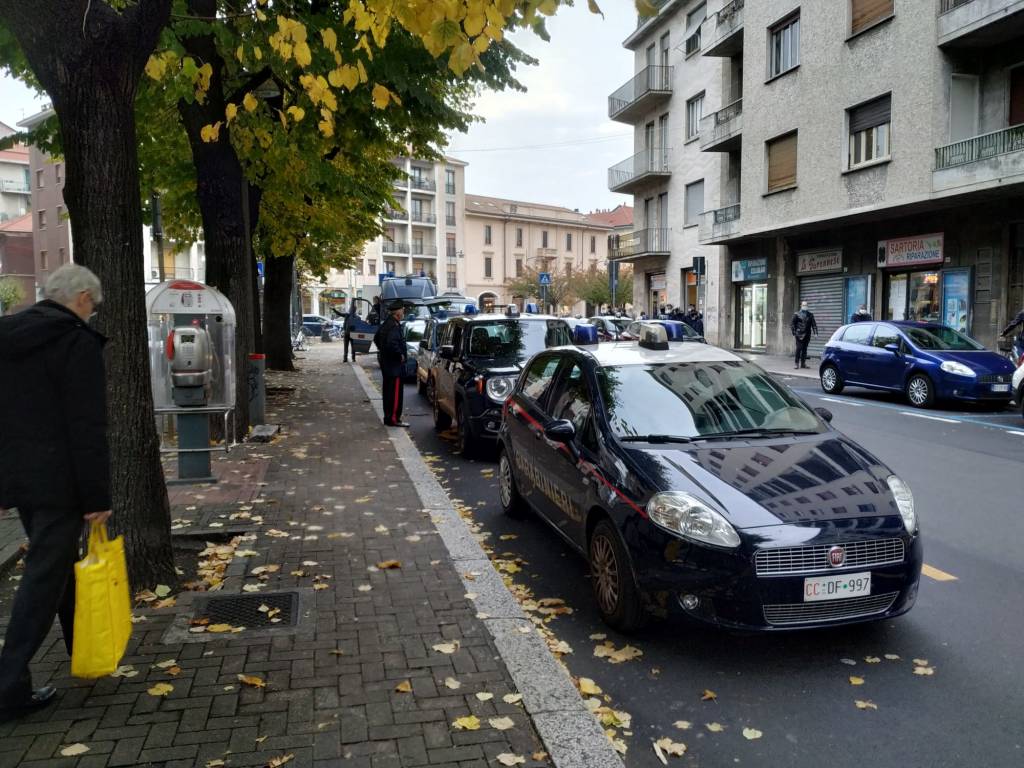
[44, 263, 103, 306]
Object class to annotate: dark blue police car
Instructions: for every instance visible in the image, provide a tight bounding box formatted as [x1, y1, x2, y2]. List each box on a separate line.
[498, 324, 922, 632]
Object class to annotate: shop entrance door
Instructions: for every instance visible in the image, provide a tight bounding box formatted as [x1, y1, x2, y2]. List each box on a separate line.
[737, 282, 767, 348]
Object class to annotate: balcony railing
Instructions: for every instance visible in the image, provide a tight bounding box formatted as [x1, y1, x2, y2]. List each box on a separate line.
[608, 147, 671, 193]
[685, 27, 702, 56]
[940, 0, 973, 11]
[702, 0, 744, 57]
[936, 0, 1024, 46]
[0, 179, 30, 193]
[699, 98, 743, 151]
[411, 244, 438, 257]
[698, 204, 741, 243]
[393, 177, 407, 189]
[384, 208, 408, 221]
[445, 215, 456, 226]
[935, 124, 1024, 169]
[411, 178, 436, 191]
[608, 228, 670, 260]
[411, 211, 437, 224]
[382, 241, 410, 254]
[608, 65, 673, 122]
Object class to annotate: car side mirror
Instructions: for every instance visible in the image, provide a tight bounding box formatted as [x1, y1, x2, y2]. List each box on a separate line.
[544, 419, 576, 443]
[884, 343, 901, 356]
[814, 407, 833, 423]
[439, 345, 454, 360]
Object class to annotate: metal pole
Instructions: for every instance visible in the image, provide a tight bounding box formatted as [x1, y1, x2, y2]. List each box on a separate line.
[151, 192, 166, 281]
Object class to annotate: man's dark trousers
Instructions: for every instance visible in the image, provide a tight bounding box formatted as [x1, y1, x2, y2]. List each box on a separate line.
[382, 373, 404, 426]
[0, 507, 81, 706]
[795, 336, 811, 367]
[343, 332, 353, 362]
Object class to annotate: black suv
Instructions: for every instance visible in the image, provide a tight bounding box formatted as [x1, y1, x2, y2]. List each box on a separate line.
[429, 308, 572, 456]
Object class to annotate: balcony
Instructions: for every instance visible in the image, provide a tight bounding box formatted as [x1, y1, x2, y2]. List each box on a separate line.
[0, 179, 31, 194]
[384, 208, 408, 221]
[411, 243, 438, 257]
[392, 177, 407, 190]
[410, 177, 436, 192]
[608, 228, 670, 261]
[698, 204, 741, 244]
[701, 0, 744, 57]
[699, 98, 742, 152]
[937, 0, 1024, 47]
[608, 65, 673, 123]
[608, 147, 671, 194]
[382, 241, 410, 255]
[933, 124, 1024, 192]
[410, 211, 436, 225]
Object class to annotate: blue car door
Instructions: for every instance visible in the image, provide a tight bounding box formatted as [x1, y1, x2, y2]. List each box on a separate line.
[837, 323, 874, 384]
[866, 323, 909, 390]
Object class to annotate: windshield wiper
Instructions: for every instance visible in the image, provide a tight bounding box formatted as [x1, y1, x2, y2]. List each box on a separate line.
[695, 428, 819, 440]
[619, 434, 694, 444]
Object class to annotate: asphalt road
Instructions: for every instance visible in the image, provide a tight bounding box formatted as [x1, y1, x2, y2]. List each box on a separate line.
[392, 366, 1024, 768]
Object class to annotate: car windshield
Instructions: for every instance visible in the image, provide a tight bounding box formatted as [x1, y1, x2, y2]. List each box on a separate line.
[610, 319, 629, 331]
[597, 361, 824, 439]
[383, 278, 435, 299]
[466, 320, 571, 361]
[903, 325, 984, 351]
[405, 321, 426, 342]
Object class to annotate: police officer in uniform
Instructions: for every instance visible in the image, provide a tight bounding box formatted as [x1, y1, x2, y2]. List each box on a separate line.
[342, 304, 357, 362]
[374, 300, 408, 427]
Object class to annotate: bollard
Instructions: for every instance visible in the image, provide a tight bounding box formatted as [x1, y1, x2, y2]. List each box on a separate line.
[248, 353, 266, 427]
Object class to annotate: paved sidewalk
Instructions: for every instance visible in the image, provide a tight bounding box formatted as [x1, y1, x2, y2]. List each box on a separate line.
[0, 347, 602, 768]
[735, 351, 820, 380]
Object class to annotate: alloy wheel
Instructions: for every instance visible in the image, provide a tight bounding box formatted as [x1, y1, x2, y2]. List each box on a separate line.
[822, 367, 837, 391]
[591, 534, 620, 615]
[908, 377, 929, 406]
[499, 454, 513, 508]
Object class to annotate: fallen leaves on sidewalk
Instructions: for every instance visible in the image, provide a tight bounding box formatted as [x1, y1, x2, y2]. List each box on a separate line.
[452, 715, 481, 730]
[701, 689, 717, 702]
[849, 676, 865, 686]
[432, 641, 460, 654]
[593, 641, 643, 664]
[60, 744, 90, 757]
[265, 755, 294, 768]
[147, 683, 174, 697]
[496, 754, 526, 766]
[110, 665, 138, 678]
[444, 677, 461, 690]
[489, 716, 515, 731]
[742, 727, 763, 740]
[376, 560, 402, 569]
[854, 699, 878, 710]
[502, 693, 522, 704]
[475, 692, 494, 701]
[238, 674, 266, 688]
[913, 665, 935, 676]
[673, 720, 692, 730]
[705, 722, 725, 733]
[394, 680, 413, 693]
[578, 677, 602, 696]
[653, 737, 687, 763]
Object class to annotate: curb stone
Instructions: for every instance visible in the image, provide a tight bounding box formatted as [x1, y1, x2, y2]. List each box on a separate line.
[351, 361, 625, 768]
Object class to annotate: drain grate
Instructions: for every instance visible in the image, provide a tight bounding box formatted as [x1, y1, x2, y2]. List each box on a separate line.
[192, 591, 299, 629]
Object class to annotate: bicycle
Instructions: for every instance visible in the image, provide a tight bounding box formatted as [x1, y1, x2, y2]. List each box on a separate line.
[292, 327, 309, 352]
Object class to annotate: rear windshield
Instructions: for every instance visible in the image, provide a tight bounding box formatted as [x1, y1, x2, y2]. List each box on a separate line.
[903, 325, 983, 351]
[382, 278, 436, 299]
[465, 320, 572, 361]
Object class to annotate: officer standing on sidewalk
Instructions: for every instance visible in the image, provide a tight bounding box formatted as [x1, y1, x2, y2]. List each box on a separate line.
[374, 300, 408, 427]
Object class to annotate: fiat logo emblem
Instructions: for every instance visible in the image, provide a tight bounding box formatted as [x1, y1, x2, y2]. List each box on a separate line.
[828, 546, 846, 568]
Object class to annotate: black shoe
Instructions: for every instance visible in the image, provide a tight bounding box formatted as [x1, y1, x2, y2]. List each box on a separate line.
[0, 686, 57, 723]
[394, 421, 411, 428]
[801, 364, 809, 369]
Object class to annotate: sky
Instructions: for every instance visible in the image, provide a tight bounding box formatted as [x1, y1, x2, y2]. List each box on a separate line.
[0, 2, 636, 213]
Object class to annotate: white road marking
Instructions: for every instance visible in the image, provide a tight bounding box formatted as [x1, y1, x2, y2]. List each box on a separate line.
[818, 396, 864, 407]
[899, 411, 959, 424]
[1007, 430, 1024, 437]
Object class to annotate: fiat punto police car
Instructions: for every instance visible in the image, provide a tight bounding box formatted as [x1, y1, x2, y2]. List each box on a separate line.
[497, 324, 922, 632]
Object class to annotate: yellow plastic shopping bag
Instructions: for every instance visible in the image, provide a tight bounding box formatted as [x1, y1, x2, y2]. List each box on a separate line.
[70, 521, 132, 679]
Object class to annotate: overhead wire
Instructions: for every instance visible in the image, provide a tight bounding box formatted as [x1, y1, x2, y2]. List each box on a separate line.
[448, 133, 632, 153]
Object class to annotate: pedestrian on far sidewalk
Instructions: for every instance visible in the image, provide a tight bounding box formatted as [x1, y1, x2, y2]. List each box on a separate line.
[790, 300, 818, 369]
[0, 263, 112, 723]
[683, 304, 704, 336]
[342, 303, 357, 362]
[374, 300, 408, 427]
[850, 304, 873, 323]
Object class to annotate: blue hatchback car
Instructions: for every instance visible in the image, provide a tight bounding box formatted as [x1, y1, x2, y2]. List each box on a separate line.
[819, 321, 1016, 408]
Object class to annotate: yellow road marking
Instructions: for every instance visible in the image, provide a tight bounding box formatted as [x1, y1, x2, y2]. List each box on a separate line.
[922, 564, 958, 582]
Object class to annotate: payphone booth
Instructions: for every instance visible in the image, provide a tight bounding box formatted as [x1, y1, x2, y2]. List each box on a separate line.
[146, 280, 236, 483]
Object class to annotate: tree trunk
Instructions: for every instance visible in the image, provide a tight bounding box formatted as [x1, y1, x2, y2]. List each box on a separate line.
[177, 0, 253, 442]
[249, 184, 263, 353]
[264, 254, 296, 371]
[0, 0, 176, 589]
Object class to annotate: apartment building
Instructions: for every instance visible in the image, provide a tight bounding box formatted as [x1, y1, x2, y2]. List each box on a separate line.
[606, 2, 729, 339]
[0, 123, 31, 225]
[312, 156, 467, 313]
[692, 0, 1024, 354]
[462, 194, 613, 313]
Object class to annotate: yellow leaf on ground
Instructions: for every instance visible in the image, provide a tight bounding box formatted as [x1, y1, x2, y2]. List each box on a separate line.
[913, 666, 935, 676]
[475, 692, 494, 701]
[701, 689, 717, 701]
[503, 693, 523, 704]
[148, 683, 174, 697]
[673, 720, 692, 730]
[267, 756, 294, 768]
[884, 654, 901, 660]
[849, 676, 865, 686]
[654, 737, 687, 758]
[489, 716, 514, 731]
[444, 677, 461, 690]
[432, 641, 459, 654]
[394, 680, 412, 693]
[578, 677, 602, 696]
[205, 760, 226, 768]
[60, 744, 90, 757]
[206, 624, 234, 633]
[496, 754, 526, 766]
[608, 644, 642, 663]
[237, 674, 266, 688]
[154, 659, 178, 669]
[377, 560, 402, 569]
[913, 658, 929, 666]
[452, 715, 481, 730]
[357, 584, 372, 592]
[742, 727, 763, 740]
[313, 583, 329, 591]
[865, 656, 881, 664]
[855, 699, 878, 710]
[705, 722, 725, 733]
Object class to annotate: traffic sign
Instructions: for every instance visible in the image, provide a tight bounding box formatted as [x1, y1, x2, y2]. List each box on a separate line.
[538, 272, 551, 286]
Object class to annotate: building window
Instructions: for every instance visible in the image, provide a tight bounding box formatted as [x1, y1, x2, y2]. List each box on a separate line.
[685, 3, 705, 55]
[384, 260, 396, 274]
[590, 235, 596, 254]
[542, 230, 549, 248]
[516, 227, 523, 247]
[446, 234, 456, 258]
[766, 131, 798, 192]
[516, 258, 523, 277]
[447, 269, 457, 289]
[40, 250, 48, 270]
[564, 260, 572, 275]
[685, 180, 704, 227]
[565, 233, 572, 251]
[445, 201, 456, 226]
[484, 256, 492, 278]
[38, 210, 47, 229]
[851, 0, 893, 35]
[55, 163, 63, 183]
[58, 247, 65, 264]
[445, 168, 456, 194]
[367, 259, 376, 276]
[768, 12, 800, 79]
[686, 92, 705, 141]
[57, 205, 64, 225]
[484, 224, 492, 245]
[848, 94, 891, 168]
[36, 169, 44, 188]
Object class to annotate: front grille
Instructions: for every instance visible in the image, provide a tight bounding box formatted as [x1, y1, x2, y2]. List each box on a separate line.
[978, 374, 1010, 384]
[763, 592, 898, 626]
[754, 539, 904, 577]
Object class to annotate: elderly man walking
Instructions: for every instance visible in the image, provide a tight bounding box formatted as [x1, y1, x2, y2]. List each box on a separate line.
[0, 264, 111, 722]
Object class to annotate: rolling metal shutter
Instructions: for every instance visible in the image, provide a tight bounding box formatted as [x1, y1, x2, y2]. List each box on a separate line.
[799, 275, 844, 356]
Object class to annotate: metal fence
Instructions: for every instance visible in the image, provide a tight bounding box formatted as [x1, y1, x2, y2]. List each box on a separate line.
[609, 228, 670, 259]
[608, 147, 670, 190]
[939, 0, 974, 13]
[608, 65, 673, 118]
[934, 124, 1024, 170]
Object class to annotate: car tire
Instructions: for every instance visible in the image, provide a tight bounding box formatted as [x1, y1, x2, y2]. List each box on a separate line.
[498, 448, 525, 518]
[432, 383, 452, 431]
[589, 518, 646, 634]
[820, 364, 844, 395]
[906, 373, 935, 409]
[456, 400, 477, 457]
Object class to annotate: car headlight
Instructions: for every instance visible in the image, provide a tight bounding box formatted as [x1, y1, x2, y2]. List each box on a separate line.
[886, 475, 917, 533]
[646, 492, 740, 548]
[485, 376, 516, 403]
[940, 360, 975, 377]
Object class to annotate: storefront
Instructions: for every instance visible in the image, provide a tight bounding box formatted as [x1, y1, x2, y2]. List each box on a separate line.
[878, 233, 971, 333]
[732, 257, 768, 349]
[648, 272, 667, 315]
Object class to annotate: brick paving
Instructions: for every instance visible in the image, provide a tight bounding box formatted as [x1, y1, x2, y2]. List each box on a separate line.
[0, 348, 549, 768]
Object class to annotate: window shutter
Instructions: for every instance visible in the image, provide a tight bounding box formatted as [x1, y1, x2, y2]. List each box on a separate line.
[849, 94, 891, 133]
[767, 133, 798, 191]
[685, 181, 704, 226]
[851, 0, 893, 34]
